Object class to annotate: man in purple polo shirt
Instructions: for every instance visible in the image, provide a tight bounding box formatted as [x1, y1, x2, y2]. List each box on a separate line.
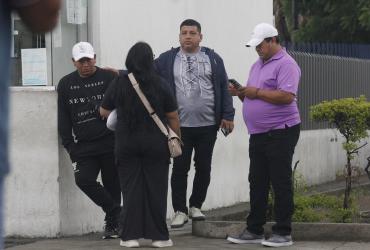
[227, 23, 301, 248]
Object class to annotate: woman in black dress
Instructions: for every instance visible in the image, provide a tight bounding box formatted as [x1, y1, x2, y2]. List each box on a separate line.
[100, 42, 180, 248]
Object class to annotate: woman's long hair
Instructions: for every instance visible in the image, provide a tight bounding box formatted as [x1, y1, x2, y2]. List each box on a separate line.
[118, 42, 163, 131]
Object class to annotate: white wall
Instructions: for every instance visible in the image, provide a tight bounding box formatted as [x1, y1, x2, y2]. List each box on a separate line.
[295, 130, 369, 186]
[92, 0, 273, 86]
[6, 88, 60, 237]
[5, 88, 105, 237]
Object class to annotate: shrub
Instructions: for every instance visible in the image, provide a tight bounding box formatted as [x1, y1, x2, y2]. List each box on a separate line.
[293, 194, 358, 223]
[310, 96, 370, 208]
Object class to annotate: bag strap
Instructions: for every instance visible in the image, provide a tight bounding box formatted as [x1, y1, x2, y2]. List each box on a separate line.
[128, 73, 169, 137]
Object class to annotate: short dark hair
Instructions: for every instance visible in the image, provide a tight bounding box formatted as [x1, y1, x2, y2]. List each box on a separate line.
[264, 36, 280, 44]
[180, 19, 201, 33]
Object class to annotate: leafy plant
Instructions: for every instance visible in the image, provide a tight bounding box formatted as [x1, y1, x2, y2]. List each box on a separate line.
[276, 0, 370, 43]
[293, 194, 358, 223]
[310, 96, 370, 208]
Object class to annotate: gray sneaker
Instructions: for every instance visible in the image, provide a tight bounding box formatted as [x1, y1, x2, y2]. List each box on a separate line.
[262, 234, 293, 247]
[226, 229, 264, 244]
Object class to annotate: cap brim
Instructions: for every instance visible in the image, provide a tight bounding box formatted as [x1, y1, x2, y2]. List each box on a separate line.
[73, 53, 95, 61]
[246, 38, 263, 47]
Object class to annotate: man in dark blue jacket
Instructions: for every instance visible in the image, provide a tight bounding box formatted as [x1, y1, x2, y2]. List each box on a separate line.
[155, 19, 235, 228]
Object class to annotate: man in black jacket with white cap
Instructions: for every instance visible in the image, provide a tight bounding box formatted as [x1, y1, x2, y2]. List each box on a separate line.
[57, 42, 121, 239]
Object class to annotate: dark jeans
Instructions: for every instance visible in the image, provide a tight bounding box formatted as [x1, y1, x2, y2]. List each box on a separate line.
[247, 124, 300, 236]
[74, 152, 121, 217]
[171, 125, 218, 214]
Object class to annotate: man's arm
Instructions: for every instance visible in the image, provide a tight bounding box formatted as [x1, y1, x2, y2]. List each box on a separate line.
[166, 111, 181, 138]
[57, 83, 74, 151]
[255, 88, 295, 104]
[214, 55, 235, 132]
[100, 77, 118, 118]
[237, 61, 299, 105]
[237, 86, 295, 105]
[216, 55, 235, 127]
[12, 0, 61, 33]
[99, 107, 112, 119]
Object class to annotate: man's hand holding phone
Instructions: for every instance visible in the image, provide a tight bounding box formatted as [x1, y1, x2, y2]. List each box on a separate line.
[228, 79, 243, 97]
[221, 127, 231, 137]
[220, 119, 234, 137]
[229, 79, 242, 89]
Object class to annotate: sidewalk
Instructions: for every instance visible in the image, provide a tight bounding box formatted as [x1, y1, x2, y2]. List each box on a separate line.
[6, 233, 370, 250]
[6, 176, 370, 249]
[6, 222, 370, 250]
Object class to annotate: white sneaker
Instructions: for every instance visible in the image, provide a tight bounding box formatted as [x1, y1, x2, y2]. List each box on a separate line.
[119, 239, 140, 248]
[170, 211, 188, 228]
[152, 239, 173, 248]
[189, 207, 205, 221]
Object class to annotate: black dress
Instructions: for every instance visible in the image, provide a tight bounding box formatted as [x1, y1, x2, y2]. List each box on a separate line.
[102, 74, 177, 240]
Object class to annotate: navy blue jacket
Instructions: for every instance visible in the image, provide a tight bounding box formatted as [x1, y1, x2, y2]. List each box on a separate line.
[154, 47, 235, 126]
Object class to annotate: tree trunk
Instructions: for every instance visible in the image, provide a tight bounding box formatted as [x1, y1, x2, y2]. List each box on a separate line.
[343, 152, 352, 209]
[274, 0, 292, 42]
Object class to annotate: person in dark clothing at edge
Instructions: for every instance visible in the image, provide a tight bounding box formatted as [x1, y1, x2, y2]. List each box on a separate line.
[57, 42, 121, 239]
[100, 42, 181, 248]
[154, 19, 235, 228]
[0, 1, 61, 248]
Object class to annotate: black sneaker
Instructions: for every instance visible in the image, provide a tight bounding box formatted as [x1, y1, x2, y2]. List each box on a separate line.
[102, 207, 121, 239]
[102, 222, 119, 239]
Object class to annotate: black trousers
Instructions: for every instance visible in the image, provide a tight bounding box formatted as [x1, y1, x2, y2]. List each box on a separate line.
[247, 124, 300, 236]
[171, 125, 218, 214]
[117, 133, 170, 241]
[74, 152, 121, 217]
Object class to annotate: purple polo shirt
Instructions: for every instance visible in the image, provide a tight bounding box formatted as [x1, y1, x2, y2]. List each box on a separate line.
[243, 49, 301, 134]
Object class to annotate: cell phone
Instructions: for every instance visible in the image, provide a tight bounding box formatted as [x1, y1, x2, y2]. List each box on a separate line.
[221, 127, 230, 137]
[229, 79, 242, 89]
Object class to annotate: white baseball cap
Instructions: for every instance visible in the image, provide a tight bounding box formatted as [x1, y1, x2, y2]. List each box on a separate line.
[72, 42, 95, 61]
[246, 23, 278, 47]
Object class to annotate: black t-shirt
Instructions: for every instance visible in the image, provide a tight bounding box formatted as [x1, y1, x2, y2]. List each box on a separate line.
[57, 67, 116, 158]
[101, 73, 177, 151]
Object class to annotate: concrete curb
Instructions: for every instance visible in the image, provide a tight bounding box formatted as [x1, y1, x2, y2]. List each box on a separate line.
[192, 221, 370, 241]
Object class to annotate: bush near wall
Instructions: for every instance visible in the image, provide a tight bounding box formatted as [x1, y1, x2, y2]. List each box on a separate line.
[310, 96, 370, 209]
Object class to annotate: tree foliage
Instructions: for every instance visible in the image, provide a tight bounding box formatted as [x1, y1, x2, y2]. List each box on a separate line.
[277, 0, 370, 43]
[310, 96, 370, 146]
[310, 96, 370, 209]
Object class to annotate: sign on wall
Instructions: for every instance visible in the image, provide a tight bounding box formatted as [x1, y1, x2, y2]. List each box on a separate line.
[21, 48, 48, 86]
[66, 0, 87, 25]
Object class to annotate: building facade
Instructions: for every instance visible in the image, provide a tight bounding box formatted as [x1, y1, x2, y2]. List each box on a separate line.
[7, 0, 362, 237]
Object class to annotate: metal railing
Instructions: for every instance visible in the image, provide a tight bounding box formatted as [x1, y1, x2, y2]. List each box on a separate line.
[285, 42, 370, 60]
[289, 51, 370, 130]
